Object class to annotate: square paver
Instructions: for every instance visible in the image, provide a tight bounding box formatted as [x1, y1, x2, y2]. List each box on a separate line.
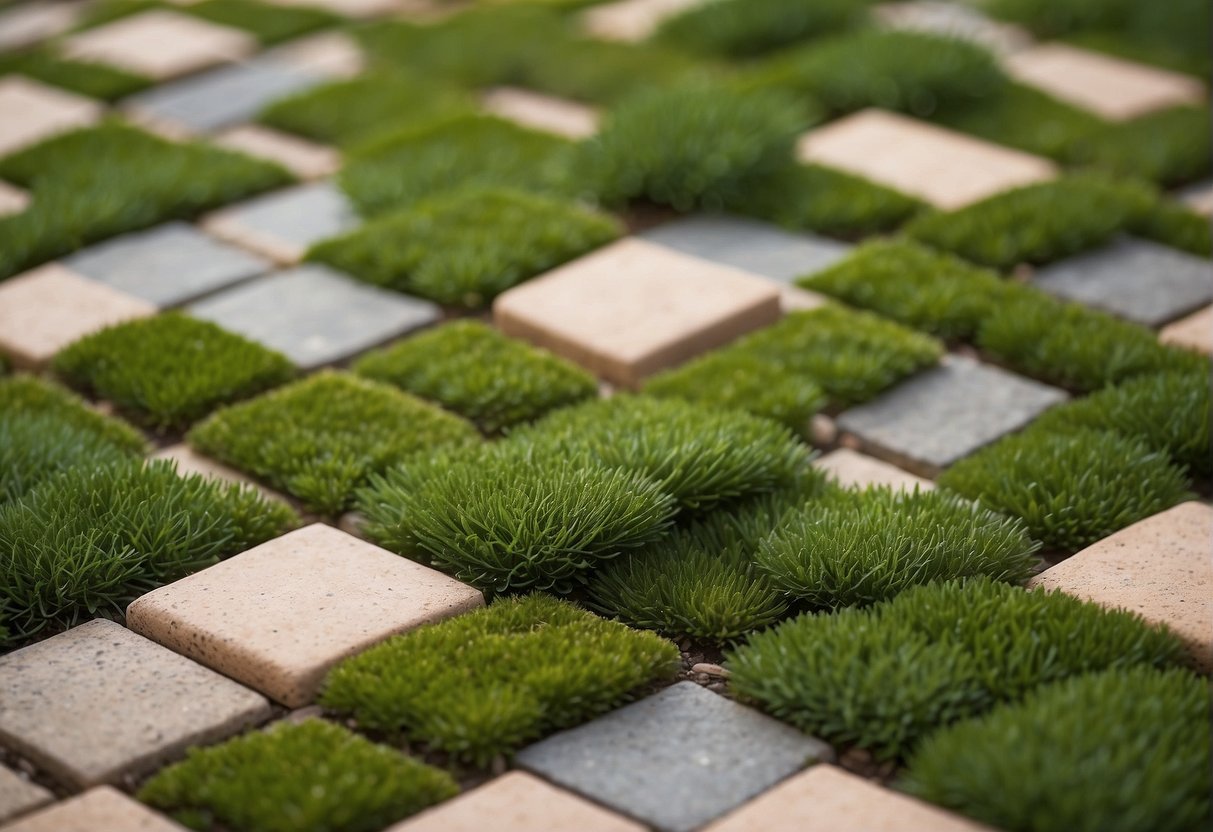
[126, 523, 485, 707]
[516, 682, 833, 832]
[214, 125, 341, 180]
[1032, 237, 1213, 327]
[60, 10, 257, 81]
[0, 0, 85, 53]
[187, 264, 441, 368]
[260, 0, 399, 19]
[1160, 305, 1212, 355]
[0, 768, 52, 826]
[262, 31, 366, 78]
[150, 444, 289, 504]
[0, 619, 271, 789]
[482, 87, 600, 140]
[815, 447, 936, 492]
[1029, 502, 1213, 673]
[797, 109, 1057, 211]
[0, 264, 156, 369]
[0, 786, 186, 832]
[62, 221, 271, 308]
[494, 238, 781, 388]
[872, 1, 1031, 56]
[0, 181, 28, 218]
[835, 356, 1068, 476]
[200, 181, 359, 264]
[581, 0, 706, 42]
[1004, 43, 1207, 122]
[390, 771, 646, 832]
[703, 764, 991, 832]
[0, 76, 101, 159]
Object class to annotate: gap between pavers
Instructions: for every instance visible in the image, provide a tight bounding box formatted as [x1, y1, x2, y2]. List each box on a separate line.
[0, 786, 186, 832]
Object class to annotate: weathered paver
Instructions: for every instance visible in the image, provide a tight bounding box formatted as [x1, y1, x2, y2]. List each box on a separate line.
[62, 221, 270, 308]
[213, 125, 341, 180]
[516, 682, 832, 832]
[0, 182, 28, 218]
[1032, 237, 1213, 327]
[187, 264, 440, 368]
[0, 0, 85, 53]
[872, 1, 1031, 55]
[797, 109, 1057, 210]
[126, 523, 485, 707]
[703, 764, 991, 832]
[0, 786, 186, 832]
[1160, 305, 1213, 355]
[0, 264, 156, 369]
[390, 771, 646, 832]
[581, 0, 706, 42]
[0, 77, 101, 158]
[0, 768, 52, 826]
[0, 619, 271, 789]
[1029, 502, 1213, 673]
[1004, 43, 1207, 122]
[482, 87, 600, 140]
[815, 447, 936, 492]
[200, 181, 359, 264]
[836, 356, 1068, 476]
[150, 444, 289, 503]
[263, 30, 365, 78]
[494, 238, 781, 388]
[60, 10, 257, 81]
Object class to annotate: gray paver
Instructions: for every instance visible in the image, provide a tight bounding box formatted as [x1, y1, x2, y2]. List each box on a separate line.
[202, 181, 359, 263]
[515, 682, 832, 832]
[0, 767, 52, 825]
[1033, 236, 1213, 327]
[836, 356, 1067, 475]
[0, 619, 271, 789]
[639, 215, 851, 283]
[63, 221, 270, 307]
[187, 264, 441, 368]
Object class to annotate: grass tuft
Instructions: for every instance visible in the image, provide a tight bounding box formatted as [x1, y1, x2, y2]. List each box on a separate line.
[655, 0, 870, 58]
[0, 375, 147, 453]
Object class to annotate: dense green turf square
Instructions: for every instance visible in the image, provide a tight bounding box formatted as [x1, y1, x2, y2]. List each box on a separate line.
[307, 187, 621, 308]
[0, 375, 147, 453]
[139, 719, 458, 832]
[53, 313, 295, 432]
[187, 371, 479, 515]
[352, 321, 597, 433]
[185, 0, 339, 44]
[321, 594, 680, 765]
[655, 0, 869, 58]
[0, 411, 133, 504]
[1065, 104, 1212, 187]
[0, 51, 150, 100]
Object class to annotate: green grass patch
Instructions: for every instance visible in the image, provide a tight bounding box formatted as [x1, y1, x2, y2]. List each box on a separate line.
[53, 313, 295, 432]
[0, 459, 296, 644]
[903, 666, 1212, 832]
[644, 306, 943, 431]
[185, 0, 339, 44]
[307, 187, 621, 308]
[1065, 105, 1213, 187]
[0, 122, 291, 281]
[70, 0, 160, 30]
[139, 719, 458, 832]
[0, 411, 133, 504]
[931, 82, 1102, 161]
[0, 375, 147, 453]
[726, 577, 1187, 760]
[187, 371, 479, 515]
[0, 50, 150, 100]
[321, 594, 680, 765]
[655, 0, 870, 58]
[352, 320, 597, 433]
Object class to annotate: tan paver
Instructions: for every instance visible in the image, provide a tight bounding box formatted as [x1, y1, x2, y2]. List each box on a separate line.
[60, 10, 257, 81]
[494, 238, 781, 388]
[1029, 502, 1213, 672]
[127, 523, 486, 707]
[1004, 43, 1207, 122]
[150, 444, 289, 503]
[0, 182, 29, 217]
[0, 787, 186, 832]
[1160, 305, 1212, 355]
[581, 0, 705, 41]
[780, 285, 829, 313]
[797, 109, 1057, 210]
[267, 31, 366, 78]
[0, 264, 156, 369]
[389, 771, 646, 832]
[213, 125, 341, 180]
[0, 77, 101, 159]
[0, 768, 52, 826]
[0, 0, 86, 53]
[872, 1, 1032, 55]
[261, 0, 399, 18]
[815, 448, 935, 492]
[483, 87, 600, 140]
[0, 620, 271, 789]
[703, 764, 990, 832]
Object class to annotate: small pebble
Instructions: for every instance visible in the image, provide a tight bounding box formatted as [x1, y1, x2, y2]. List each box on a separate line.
[691, 663, 730, 678]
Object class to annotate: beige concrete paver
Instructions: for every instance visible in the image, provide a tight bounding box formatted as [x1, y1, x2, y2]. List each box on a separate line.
[266, 31, 366, 78]
[0, 77, 101, 159]
[0, 787, 186, 832]
[0, 182, 29, 218]
[581, 0, 706, 42]
[483, 87, 600, 140]
[261, 0, 400, 18]
[213, 125, 341, 180]
[1160, 305, 1213, 355]
[815, 448, 935, 492]
[0, 768, 52, 826]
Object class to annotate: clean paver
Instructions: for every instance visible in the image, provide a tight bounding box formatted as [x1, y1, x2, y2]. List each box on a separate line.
[0, 264, 156, 369]
[797, 109, 1057, 210]
[214, 125, 341, 179]
[1032, 237, 1213, 327]
[872, 1, 1031, 55]
[1029, 502, 1213, 673]
[200, 181, 359, 264]
[0, 786, 186, 832]
[0, 619, 271, 789]
[390, 771, 646, 832]
[187, 264, 441, 368]
[0, 77, 101, 158]
[482, 87, 600, 139]
[835, 356, 1068, 476]
[1160, 305, 1213, 355]
[62, 222, 271, 308]
[703, 764, 991, 832]
[516, 682, 832, 832]
[1004, 43, 1207, 122]
[815, 447, 936, 492]
[126, 523, 485, 707]
[0, 768, 51, 826]
[494, 238, 781, 388]
[581, 0, 706, 42]
[0, 182, 28, 218]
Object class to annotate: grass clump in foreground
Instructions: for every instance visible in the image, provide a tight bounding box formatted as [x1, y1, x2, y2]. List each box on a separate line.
[353, 321, 597, 433]
[726, 578, 1187, 760]
[321, 594, 680, 765]
[0, 50, 150, 100]
[0, 411, 133, 504]
[188, 372, 479, 515]
[53, 313, 294, 432]
[903, 667, 1212, 832]
[0, 459, 295, 645]
[0, 375, 147, 453]
[645, 306, 943, 432]
[938, 427, 1192, 552]
[139, 719, 457, 832]
[655, 0, 870, 58]
[308, 188, 621, 308]
[358, 441, 675, 594]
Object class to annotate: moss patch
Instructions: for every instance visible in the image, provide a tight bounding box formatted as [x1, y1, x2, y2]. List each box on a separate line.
[0, 375, 147, 453]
